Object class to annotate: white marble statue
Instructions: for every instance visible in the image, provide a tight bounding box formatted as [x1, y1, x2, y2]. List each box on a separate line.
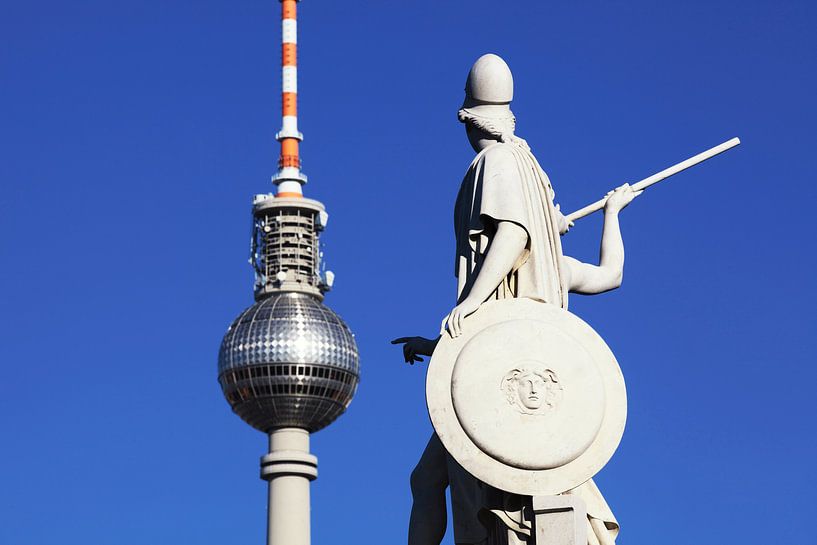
[392, 54, 641, 545]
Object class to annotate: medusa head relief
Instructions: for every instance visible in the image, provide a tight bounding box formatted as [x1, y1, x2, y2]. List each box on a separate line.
[502, 362, 563, 415]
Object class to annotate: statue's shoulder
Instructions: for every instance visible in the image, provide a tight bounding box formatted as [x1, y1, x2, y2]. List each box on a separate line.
[483, 142, 517, 159]
[479, 143, 519, 171]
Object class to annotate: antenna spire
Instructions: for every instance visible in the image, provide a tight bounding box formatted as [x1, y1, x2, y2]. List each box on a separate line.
[272, 0, 306, 197]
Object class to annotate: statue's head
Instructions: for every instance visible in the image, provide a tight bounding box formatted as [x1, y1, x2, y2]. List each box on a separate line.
[502, 363, 562, 415]
[458, 54, 519, 151]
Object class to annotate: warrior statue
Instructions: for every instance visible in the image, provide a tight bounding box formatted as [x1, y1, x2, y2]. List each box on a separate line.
[393, 54, 641, 545]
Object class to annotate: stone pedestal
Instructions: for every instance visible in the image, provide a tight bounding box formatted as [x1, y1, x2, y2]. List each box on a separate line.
[532, 495, 587, 545]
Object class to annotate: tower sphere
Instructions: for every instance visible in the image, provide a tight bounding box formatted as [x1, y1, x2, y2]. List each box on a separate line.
[218, 292, 360, 433]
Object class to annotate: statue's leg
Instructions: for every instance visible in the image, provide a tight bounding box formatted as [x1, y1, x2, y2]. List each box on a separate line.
[448, 456, 489, 545]
[409, 433, 449, 545]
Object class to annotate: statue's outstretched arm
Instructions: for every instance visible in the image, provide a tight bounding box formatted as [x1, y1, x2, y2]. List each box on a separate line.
[444, 221, 528, 337]
[564, 184, 641, 295]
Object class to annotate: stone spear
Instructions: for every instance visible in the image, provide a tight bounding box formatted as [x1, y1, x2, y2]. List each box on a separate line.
[565, 137, 741, 223]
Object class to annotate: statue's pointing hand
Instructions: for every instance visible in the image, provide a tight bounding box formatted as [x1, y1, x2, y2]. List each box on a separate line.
[391, 336, 439, 365]
[604, 183, 643, 214]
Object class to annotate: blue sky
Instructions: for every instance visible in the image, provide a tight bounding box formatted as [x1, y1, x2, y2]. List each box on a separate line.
[1, 1, 816, 544]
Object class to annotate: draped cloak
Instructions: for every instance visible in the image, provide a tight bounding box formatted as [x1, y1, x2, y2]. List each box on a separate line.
[449, 142, 619, 545]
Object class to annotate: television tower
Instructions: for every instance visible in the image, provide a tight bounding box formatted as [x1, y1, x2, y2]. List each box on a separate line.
[218, 2, 360, 545]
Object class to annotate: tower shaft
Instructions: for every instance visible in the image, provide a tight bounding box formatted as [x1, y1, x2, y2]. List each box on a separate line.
[261, 428, 317, 545]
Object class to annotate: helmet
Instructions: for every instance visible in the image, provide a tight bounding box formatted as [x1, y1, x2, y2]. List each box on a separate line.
[464, 54, 514, 104]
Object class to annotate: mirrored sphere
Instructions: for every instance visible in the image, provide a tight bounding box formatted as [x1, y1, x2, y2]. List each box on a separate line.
[218, 292, 360, 433]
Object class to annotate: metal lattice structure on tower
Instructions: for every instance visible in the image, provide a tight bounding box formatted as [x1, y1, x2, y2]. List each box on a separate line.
[217, 2, 359, 544]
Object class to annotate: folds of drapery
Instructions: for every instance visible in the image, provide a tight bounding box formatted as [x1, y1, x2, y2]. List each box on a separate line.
[454, 142, 567, 309]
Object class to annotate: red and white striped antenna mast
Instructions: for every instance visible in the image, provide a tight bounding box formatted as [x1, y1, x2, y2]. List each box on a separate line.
[272, 0, 306, 197]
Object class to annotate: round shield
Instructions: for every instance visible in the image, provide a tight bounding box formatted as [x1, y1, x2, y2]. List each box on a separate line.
[427, 298, 626, 496]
